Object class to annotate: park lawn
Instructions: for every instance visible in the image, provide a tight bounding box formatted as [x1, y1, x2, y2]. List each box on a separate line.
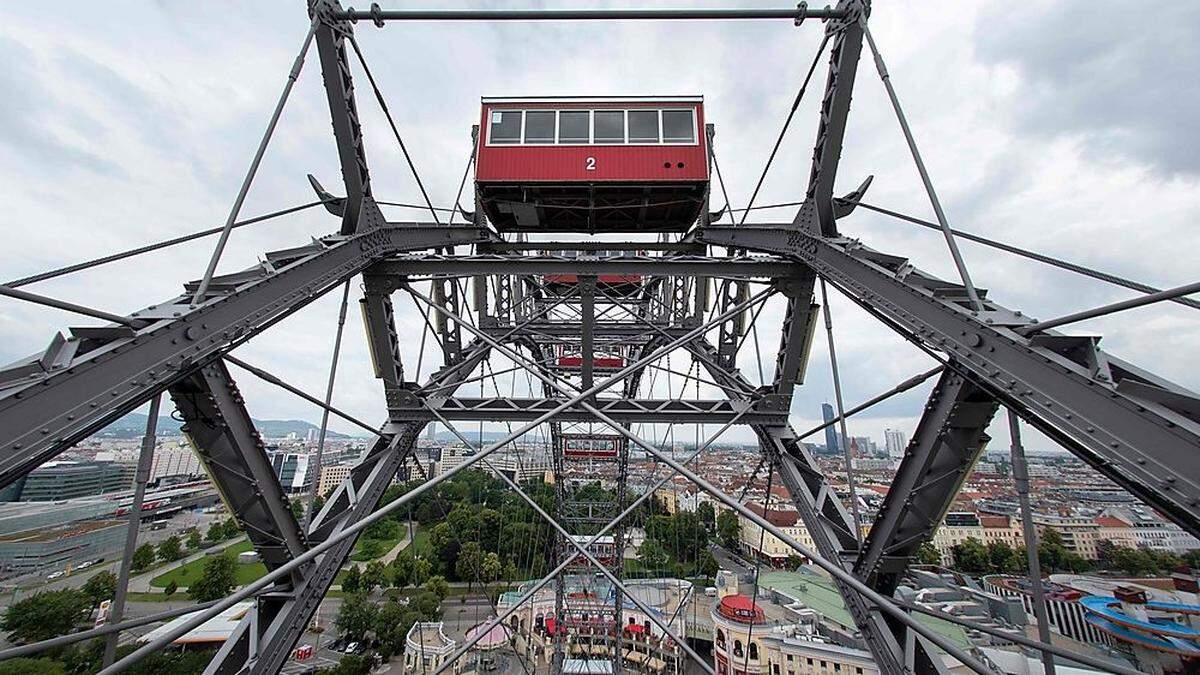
[408, 525, 431, 556]
[150, 540, 266, 588]
[350, 532, 402, 562]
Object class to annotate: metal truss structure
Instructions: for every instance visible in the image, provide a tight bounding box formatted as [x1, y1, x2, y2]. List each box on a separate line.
[0, 2, 1196, 675]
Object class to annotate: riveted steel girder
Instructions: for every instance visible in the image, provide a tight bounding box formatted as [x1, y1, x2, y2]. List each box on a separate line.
[169, 361, 308, 575]
[689, 335, 907, 674]
[855, 368, 999, 595]
[371, 253, 803, 278]
[0, 220, 488, 492]
[394, 396, 789, 425]
[206, 343, 489, 675]
[700, 223, 1200, 537]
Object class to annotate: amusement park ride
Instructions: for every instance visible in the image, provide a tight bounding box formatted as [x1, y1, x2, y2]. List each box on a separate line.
[0, 2, 1198, 675]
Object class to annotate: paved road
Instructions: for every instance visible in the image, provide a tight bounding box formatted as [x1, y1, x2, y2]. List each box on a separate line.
[709, 544, 752, 577]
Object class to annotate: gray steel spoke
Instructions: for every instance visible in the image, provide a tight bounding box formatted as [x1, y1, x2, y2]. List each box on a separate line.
[416, 291, 991, 673]
[820, 278, 863, 541]
[862, 23, 982, 311]
[192, 18, 318, 304]
[432, 412, 714, 675]
[103, 394, 160, 666]
[0, 284, 143, 328]
[795, 365, 944, 441]
[1018, 278, 1200, 334]
[302, 280, 351, 531]
[433, 406, 752, 674]
[98, 283, 767, 675]
[5, 200, 330, 289]
[844, 198, 1200, 311]
[1008, 410, 1056, 675]
[340, 7, 846, 22]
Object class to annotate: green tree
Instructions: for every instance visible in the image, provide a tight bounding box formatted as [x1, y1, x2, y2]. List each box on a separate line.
[291, 498, 304, 522]
[951, 537, 990, 574]
[186, 530, 202, 550]
[221, 518, 241, 540]
[322, 654, 373, 675]
[0, 589, 89, 644]
[164, 580, 178, 599]
[0, 657, 67, 675]
[455, 542, 485, 589]
[424, 575, 449, 602]
[638, 540, 669, 571]
[412, 557, 432, 586]
[716, 510, 740, 549]
[479, 552, 501, 586]
[341, 565, 362, 594]
[429, 522, 460, 571]
[157, 535, 183, 563]
[81, 571, 117, 608]
[189, 555, 237, 602]
[1111, 546, 1157, 576]
[335, 593, 378, 643]
[390, 552, 414, 588]
[205, 522, 225, 544]
[1096, 539, 1119, 569]
[697, 502, 716, 533]
[363, 560, 387, 593]
[915, 542, 942, 566]
[987, 541, 1022, 574]
[410, 590, 441, 619]
[501, 560, 518, 583]
[698, 549, 719, 578]
[374, 600, 419, 660]
[132, 543, 156, 572]
[1035, 527, 1089, 572]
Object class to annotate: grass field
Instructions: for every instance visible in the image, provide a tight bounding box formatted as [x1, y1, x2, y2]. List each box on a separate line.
[150, 540, 266, 588]
[408, 525, 431, 556]
[349, 524, 407, 562]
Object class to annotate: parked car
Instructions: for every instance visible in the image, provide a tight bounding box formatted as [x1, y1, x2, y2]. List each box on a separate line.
[345, 642, 362, 655]
[77, 560, 95, 570]
[47, 571, 65, 580]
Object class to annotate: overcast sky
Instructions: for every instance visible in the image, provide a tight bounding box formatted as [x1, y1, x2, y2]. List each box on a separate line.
[1, 1, 1197, 456]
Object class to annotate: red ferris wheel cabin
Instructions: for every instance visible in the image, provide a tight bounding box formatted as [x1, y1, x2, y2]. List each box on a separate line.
[475, 96, 709, 232]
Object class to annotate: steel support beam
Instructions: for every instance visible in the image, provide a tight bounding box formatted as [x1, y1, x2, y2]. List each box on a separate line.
[804, 0, 870, 235]
[170, 361, 308, 573]
[395, 396, 787, 425]
[855, 368, 998, 595]
[373, 254, 802, 278]
[206, 344, 489, 675]
[310, 0, 371, 234]
[699, 223, 1200, 537]
[0, 222, 487, 491]
[687, 339, 906, 669]
[334, 7, 847, 22]
[359, 288, 405, 393]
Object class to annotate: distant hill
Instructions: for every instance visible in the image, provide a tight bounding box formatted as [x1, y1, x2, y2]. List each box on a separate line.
[93, 412, 353, 440]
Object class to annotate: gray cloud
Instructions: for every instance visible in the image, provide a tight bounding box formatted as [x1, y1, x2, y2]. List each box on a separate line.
[974, 0, 1200, 175]
[0, 37, 125, 177]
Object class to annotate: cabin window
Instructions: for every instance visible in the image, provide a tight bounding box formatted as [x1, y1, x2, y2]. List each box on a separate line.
[485, 106, 699, 145]
[490, 110, 522, 144]
[559, 111, 590, 143]
[628, 109, 660, 143]
[663, 109, 696, 143]
[524, 111, 556, 144]
[594, 110, 626, 143]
